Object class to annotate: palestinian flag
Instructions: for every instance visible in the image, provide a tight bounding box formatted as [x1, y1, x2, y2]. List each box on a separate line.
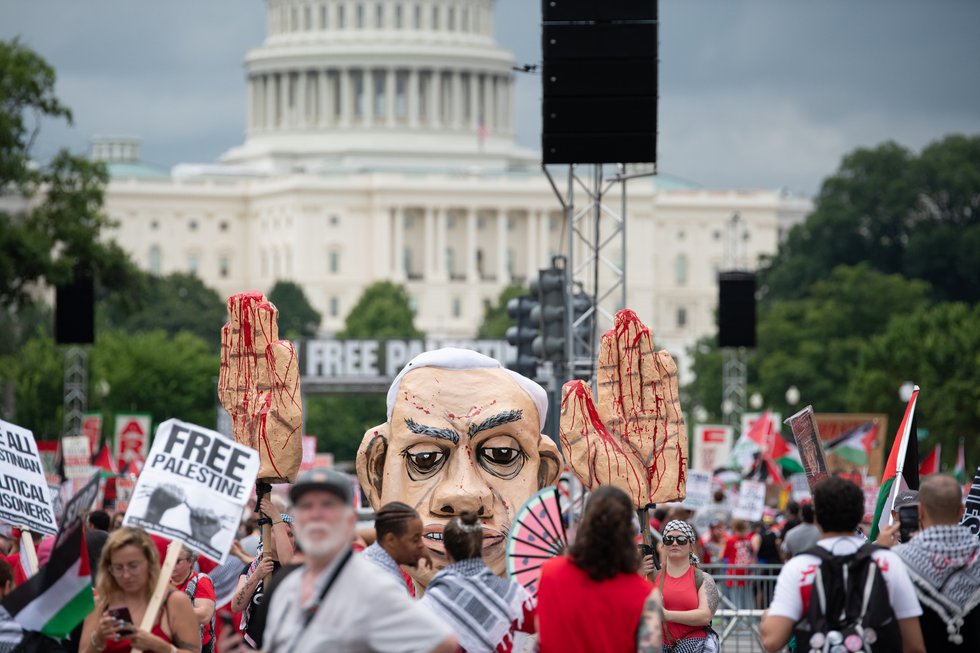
[918, 444, 941, 476]
[91, 444, 116, 476]
[870, 386, 920, 540]
[825, 420, 878, 466]
[954, 438, 967, 484]
[0, 521, 93, 638]
[777, 443, 805, 474]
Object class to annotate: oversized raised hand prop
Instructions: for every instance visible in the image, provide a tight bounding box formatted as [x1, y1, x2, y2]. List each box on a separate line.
[559, 310, 687, 508]
[218, 292, 302, 484]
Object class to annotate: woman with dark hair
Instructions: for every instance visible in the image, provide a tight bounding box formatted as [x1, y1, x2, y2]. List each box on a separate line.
[421, 511, 534, 653]
[536, 486, 662, 653]
[79, 527, 200, 653]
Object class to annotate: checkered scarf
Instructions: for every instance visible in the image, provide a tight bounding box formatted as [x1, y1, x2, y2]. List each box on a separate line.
[663, 520, 700, 567]
[893, 524, 980, 644]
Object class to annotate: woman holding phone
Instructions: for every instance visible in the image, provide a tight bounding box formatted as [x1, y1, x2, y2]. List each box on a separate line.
[80, 528, 201, 653]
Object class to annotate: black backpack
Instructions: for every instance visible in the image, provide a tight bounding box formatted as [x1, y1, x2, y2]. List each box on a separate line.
[792, 543, 902, 653]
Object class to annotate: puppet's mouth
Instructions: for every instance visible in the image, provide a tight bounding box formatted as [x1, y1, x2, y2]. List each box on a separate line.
[422, 524, 505, 554]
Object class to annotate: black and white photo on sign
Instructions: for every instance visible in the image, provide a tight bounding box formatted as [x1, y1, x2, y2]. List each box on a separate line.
[123, 418, 259, 563]
[0, 419, 59, 536]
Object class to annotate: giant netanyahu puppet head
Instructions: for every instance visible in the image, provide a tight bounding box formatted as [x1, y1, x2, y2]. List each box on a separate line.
[356, 348, 562, 578]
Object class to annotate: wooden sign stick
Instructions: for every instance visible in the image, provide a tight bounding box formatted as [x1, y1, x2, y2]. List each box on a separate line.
[132, 539, 181, 653]
[19, 528, 38, 576]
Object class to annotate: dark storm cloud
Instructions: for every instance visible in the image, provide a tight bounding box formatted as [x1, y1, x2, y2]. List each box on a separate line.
[3, 0, 979, 194]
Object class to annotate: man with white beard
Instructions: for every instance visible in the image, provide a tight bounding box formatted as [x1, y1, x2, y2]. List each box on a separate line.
[262, 468, 457, 653]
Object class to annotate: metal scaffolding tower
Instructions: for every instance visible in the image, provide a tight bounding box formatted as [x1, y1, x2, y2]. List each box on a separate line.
[62, 346, 88, 437]
[542, 163, 655, 385]
[721, 212, 750, 429]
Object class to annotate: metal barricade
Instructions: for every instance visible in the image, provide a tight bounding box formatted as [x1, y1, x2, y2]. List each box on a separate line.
[699, 563, 783, 653]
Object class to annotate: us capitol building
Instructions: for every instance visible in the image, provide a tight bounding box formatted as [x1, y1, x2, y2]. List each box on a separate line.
[98, 0, 811, 376]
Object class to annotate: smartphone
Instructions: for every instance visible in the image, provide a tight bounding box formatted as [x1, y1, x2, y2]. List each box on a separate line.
[638, 544, 654, 558]
[106, 607, 132, 625]
[898, 505, 919, 543]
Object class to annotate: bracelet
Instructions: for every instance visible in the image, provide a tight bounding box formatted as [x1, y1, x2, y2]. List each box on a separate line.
[90, 632, 106, 652]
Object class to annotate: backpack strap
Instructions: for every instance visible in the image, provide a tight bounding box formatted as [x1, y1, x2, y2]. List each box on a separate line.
[693, 567, 704, 592]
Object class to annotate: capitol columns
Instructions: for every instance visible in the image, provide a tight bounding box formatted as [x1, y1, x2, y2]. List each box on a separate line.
[526, 209, 539, 276]
[423, 207, 436, 279]
[385, 68, 397, 127]
[296, 70, 307, 128]
[468, 73, 479, 131]
[451, 69, 463, 130]
[265, 74, 276, 129]
[481, 73, 492, 135]
[496, 209, 508, 281]
[434, 207, 447, 281]
[391, 207, 406, 282]
[364, 69, 375, 126]
[407, 68, 419, 128]
[278, 72, 289, 130]
[319, 69, 330, 127]
[464, 208, 478, 282]
[339, 68, 352, 128]
[428, 70, 440, 128]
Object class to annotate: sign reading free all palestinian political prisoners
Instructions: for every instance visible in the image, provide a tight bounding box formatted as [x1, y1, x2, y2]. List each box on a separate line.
[0, 420, 58, 536]
[123, 419, 259, 563]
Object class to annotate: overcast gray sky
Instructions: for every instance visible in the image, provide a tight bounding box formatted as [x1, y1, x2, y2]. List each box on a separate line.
[3, 0, 979, 195]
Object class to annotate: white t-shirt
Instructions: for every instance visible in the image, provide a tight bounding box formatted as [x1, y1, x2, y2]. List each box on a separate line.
[264, 550, 453, 653]
[768, 535, 922, 621]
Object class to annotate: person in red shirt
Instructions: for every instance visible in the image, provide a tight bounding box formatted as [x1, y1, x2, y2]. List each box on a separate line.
[170, 546, 217, 653]
[655, 520, 718, 652]
[722, 519, 761, 609]
[537, 486, 662, 653]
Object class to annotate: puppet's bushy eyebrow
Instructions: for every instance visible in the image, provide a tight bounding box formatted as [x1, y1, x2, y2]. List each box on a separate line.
[468, 410, 523, 438]
[405, 418, 459, 444]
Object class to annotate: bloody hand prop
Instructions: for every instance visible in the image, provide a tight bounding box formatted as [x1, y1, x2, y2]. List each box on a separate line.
[218, 292, 302, 484]
[559, 310, 687, 507]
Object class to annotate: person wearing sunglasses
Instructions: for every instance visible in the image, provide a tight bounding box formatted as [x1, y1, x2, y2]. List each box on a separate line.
[655, 520, 719, 653]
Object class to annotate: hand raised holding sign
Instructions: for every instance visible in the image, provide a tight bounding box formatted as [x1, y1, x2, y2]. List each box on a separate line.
[559, 310, 687, 508]
[218, 292, 302, 483]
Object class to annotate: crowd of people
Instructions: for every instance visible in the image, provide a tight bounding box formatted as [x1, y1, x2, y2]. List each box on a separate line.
[2, 469, 978, 653]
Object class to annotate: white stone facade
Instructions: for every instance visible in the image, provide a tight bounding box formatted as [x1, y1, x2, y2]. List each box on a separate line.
[99, 0, 812, 376]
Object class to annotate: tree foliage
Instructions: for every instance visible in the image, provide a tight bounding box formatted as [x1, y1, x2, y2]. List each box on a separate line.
[848, 303, 980, 469]
[759, 135, 980, 304]
[268, 280, 321, 338]
[99, 272, 226, 350]
[476, 282, 526, 339]
[336, 281, 422, 339]
[0, 38, 137, 308]
[307, 281, 422, 462]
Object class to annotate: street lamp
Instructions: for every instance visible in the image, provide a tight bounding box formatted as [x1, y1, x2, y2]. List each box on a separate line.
[785, 385, 800, 407]
[693, 405, 708, 423]
[749, 392, 764, 410]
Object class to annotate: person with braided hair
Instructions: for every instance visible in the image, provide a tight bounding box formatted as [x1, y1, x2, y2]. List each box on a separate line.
[536, 486, 662, 653]
[362, 501, 429, 595]
[421, 511, 535, 653]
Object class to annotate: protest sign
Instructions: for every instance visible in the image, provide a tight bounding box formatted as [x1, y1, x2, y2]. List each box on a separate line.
[961, 466, 980, 538]
[81, 412, 103, 456]
[862, 484, 878, 523]
[114, 413, 151, 470]
[681, 470, 713, 510]
[790, 474, 811, 502]
[691, 425, 733, 473]
[785, 406, 830, 491]
[300, 435, 317, 471]
[115, 478, 135, 513]
[47, 483, 65, 526]
[55, 473, 101, 548]
[0, 420, 58, 536]
[732, 480, 766, 522]
[62, 435, 93, 480]
[123, 419, 259, 562]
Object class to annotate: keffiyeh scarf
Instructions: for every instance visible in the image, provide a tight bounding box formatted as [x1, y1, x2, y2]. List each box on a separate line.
[362, 542, 408, 589]
[894, 524, 980, 644]
[422, 558, 533, 653]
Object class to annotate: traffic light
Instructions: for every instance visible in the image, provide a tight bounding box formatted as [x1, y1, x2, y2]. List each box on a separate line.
[506, 295, 540, 379]
[532, 266, 567, 364]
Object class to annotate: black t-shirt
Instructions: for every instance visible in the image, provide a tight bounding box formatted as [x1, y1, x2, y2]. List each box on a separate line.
[241, 560, 281, 648]
[920, 603, 980, 651]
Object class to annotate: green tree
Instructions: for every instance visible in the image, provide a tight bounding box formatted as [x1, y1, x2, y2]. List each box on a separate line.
[848, 303, 980, 468]
[0, 328, 64, 439]
[268, 280, 321, 338]
[336, 281, 422, 339]
[307, 281, 423, 462]
[682, 336, 724, 422]
[100, 272, 226, 349]
[684, 264, 931, 420]
[476, 282, 527, 339]
[89, 330, 220, 433]
[760, 135, 980, 304]
[1, 38, 137, 308]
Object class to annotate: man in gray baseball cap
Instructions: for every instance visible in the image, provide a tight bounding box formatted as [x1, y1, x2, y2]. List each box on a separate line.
[263, 467, 456, 653]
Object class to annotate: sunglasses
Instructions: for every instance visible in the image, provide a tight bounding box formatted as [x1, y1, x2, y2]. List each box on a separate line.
[662, 535, 691, 546]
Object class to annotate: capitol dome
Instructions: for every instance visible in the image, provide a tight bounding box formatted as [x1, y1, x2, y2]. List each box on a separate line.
[220, 0, 535, 172]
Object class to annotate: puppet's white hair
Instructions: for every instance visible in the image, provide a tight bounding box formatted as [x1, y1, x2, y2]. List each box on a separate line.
[385, 347, 548, 431]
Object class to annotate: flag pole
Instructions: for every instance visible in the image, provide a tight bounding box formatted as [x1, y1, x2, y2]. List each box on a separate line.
[19, 528, 38, 576]
[132, 540, 182, 653]
[886, 386, 919, 526]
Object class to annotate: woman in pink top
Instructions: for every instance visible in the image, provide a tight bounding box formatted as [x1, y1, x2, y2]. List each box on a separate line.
[656, 520, 718, 653]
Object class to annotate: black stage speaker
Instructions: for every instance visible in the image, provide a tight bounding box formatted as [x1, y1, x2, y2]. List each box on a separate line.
[718, 271, 756, 348]
[542, 0, 658, 164]
[55, 270, 95, 345]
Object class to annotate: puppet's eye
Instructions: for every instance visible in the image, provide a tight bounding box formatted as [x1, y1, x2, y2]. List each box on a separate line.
[477, 435, 527, 480]
[402, 445, 448, 479]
